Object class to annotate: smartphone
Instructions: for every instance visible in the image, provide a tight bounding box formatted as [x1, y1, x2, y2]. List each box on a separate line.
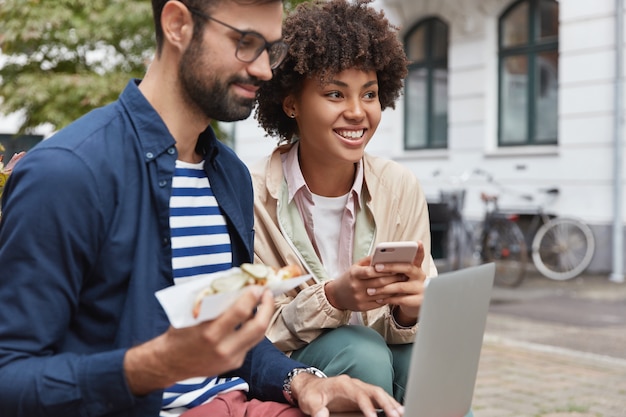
[371, 241, 419, 265]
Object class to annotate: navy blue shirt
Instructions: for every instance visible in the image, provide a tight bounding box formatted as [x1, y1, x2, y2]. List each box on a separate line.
[0, 80, 304, 417]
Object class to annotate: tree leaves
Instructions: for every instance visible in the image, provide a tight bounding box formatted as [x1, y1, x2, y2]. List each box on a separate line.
[0, 0, 153, 134]
[0, 0, 311, 135]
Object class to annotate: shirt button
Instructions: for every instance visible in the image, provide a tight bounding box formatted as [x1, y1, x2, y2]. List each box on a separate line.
[159, 180, 167, 187]
[162, 237, 169, 246]
[146, 152, 154, 159]
[167, 147, 176, 155]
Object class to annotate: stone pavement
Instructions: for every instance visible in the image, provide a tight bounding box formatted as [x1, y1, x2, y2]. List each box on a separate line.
[472, 270, 626, 417]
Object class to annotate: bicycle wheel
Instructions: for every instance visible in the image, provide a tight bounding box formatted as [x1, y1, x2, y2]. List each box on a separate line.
[482, 218, 528, 287]
[531, 217, 595, 280]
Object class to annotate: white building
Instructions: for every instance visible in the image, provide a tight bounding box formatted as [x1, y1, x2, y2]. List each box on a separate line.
[1, 0, 622, 278]
[232, 0, 625, 278]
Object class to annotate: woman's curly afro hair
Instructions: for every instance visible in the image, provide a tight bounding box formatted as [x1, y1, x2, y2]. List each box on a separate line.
[255, 0, 409, 144]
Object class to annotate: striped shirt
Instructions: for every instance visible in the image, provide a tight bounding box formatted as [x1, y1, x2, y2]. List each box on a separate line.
[170, 160, 233, 284]
[161, 160, 248, 417]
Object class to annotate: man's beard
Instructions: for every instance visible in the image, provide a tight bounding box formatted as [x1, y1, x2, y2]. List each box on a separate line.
[179, 38, 258, 122]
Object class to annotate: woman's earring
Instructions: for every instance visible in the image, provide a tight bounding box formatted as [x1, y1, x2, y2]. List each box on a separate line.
[290, 113, 296, 118]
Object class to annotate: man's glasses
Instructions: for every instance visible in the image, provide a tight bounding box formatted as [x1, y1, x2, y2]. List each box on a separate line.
[185, 5, 289, 69]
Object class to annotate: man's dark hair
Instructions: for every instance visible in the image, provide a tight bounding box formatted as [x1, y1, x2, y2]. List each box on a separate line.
[255, 0, 409, 144]
[151, 0, 283, 56]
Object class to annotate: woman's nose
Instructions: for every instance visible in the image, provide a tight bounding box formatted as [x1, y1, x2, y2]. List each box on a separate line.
[344, 99, 365, 119]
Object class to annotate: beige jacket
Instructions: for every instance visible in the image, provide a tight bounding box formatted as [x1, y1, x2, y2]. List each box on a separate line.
[251, 144, 436, 354]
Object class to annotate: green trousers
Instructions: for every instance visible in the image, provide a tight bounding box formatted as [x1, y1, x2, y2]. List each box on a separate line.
[289, 325, 473, 417]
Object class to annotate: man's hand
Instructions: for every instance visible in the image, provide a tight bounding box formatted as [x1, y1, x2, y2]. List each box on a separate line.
[292, 373, 404, 417]
[123, 286, 274, 395]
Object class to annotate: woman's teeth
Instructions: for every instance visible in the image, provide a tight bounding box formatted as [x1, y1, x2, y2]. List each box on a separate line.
[336, 129, 364, 139]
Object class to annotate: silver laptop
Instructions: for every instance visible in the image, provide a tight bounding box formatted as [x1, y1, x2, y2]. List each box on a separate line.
[331, 263, 495, 417]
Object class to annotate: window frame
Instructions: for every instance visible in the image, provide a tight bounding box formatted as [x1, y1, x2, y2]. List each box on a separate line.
[497, 0, 559, 147]
[403, 17, 449, 150]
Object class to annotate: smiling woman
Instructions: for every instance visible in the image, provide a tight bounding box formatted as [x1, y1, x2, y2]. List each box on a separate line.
[250, 0, 439, 406]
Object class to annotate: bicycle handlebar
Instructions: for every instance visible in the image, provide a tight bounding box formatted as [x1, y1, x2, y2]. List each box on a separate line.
[434, 168, 560, 208]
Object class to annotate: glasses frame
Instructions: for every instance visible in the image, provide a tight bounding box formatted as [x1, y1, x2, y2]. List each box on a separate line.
[185, 5, 288, 69]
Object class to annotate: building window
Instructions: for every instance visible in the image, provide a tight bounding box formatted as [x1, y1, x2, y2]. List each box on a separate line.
[498, 0, 559, 146]
[404, 18, 449, 150]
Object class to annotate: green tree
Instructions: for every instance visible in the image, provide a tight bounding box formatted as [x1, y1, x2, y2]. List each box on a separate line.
[0, 0, 311, 135]
[0, 0, 154, 134]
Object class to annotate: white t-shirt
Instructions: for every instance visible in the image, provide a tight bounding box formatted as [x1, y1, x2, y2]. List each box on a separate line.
[311, 192, 349, 280]
[311, 192, 362, 325]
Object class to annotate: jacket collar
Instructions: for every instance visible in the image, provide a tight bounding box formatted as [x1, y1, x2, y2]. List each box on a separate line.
[120, 79, 220, 165]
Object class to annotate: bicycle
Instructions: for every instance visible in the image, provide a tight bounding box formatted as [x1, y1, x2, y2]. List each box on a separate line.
[436, 187, 473, 271]
[476, 169, 596, 281]
[433, 170, 529, 287]
[476, 190, 528, 287]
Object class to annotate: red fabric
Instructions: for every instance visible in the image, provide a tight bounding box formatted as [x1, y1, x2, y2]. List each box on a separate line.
[179, 391, 307, 417]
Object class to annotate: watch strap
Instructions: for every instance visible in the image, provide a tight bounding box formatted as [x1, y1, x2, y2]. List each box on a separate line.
[282, 366, 327, 406]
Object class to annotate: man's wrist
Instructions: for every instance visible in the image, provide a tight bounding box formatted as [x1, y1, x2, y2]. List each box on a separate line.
[283, 367, 327, 406]
[124, 336, 175, 396]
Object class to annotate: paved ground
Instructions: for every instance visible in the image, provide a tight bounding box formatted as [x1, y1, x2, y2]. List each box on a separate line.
[472, 270, 626, 417]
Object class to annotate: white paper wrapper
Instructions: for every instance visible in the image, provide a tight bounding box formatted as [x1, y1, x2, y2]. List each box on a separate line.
[155, 267, 311, 328]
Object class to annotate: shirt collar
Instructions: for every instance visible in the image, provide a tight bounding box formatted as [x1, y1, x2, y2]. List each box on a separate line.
[282, 142, 308, 203]
[282, 141, 364, 209]
[120, 79, 219, 164]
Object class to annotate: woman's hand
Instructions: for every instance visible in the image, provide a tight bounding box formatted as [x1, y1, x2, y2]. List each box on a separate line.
[369, 241, 427, 326]
[324, 241, 428, 324]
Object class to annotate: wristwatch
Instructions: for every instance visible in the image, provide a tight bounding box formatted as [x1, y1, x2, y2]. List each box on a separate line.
[282, 366, 327, 406]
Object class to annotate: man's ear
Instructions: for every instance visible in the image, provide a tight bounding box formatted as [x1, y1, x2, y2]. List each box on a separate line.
[282, 96, 297, 118]
[161, 1, 194, 52]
